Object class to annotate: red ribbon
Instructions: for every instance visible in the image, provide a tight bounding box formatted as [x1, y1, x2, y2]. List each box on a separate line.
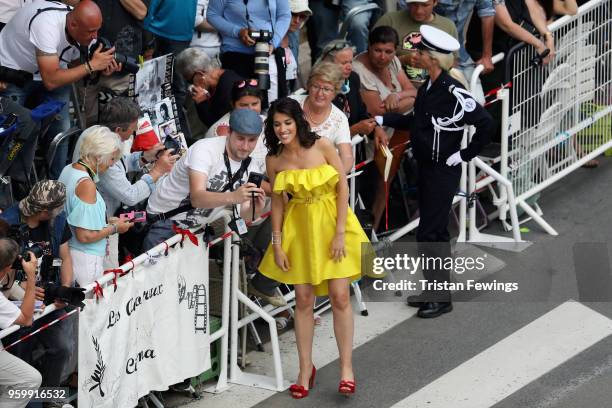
[93, 281, 104, 301]
[172, 225, 199, 246]
[385, 181, 389, 231]
[103, 269, 124, 292]
[484, 82, 512, 98]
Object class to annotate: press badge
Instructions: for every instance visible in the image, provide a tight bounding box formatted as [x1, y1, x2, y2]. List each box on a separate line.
[52, 258, 63, 267]
[229, 217, 248, 236]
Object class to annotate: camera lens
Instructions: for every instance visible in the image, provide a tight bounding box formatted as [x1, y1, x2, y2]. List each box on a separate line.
[114, 53, 140, 74]
[254, 42, 270, 90]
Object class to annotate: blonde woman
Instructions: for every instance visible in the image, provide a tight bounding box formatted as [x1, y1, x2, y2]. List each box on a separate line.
[58, 126, 132, 286]
[290, 62, 354, 173]
[408, 26, 493, 318]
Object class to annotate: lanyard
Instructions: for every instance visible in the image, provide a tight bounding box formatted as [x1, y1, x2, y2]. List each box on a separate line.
[222, 149, 251, 218]
[77, 160, 96, 181]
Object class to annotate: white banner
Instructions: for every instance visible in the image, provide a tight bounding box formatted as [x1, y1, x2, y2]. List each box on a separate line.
[78, 238, 211, 408]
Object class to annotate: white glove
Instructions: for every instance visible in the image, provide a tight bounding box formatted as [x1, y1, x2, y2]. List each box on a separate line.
[446, 151, 463, 166]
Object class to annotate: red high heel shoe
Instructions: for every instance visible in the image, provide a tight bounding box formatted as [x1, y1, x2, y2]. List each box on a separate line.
[289, 365, 316, 399]
[338, 379, 356, 396]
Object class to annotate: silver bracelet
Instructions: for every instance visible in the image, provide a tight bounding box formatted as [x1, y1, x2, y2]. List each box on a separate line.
[271, 232, 281, 245]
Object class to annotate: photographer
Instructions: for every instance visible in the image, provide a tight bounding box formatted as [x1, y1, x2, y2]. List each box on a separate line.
[0, 181, 82, 393]
[78, 0, 150, 126]
[0, 0, 121, 179]
[207, 0, 291, 103]
[0, 238, 42, 408]
[73, 97, 177, 267]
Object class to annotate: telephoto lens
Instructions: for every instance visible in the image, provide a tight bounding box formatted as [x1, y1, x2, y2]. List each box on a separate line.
[250, 30, 273, 90]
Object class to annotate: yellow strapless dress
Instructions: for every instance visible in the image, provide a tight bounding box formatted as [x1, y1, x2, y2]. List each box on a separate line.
[259, 164, 371, 296]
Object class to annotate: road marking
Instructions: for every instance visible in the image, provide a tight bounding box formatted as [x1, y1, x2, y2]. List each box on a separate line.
[391, 301, 612, 408]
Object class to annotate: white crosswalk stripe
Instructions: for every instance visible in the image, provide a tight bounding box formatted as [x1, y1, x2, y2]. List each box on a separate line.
[390, 302, 612, 408]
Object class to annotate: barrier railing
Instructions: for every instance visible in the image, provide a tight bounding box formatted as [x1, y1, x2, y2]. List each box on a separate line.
[0, 212, 234, 406]
[504, 0, 612, 234]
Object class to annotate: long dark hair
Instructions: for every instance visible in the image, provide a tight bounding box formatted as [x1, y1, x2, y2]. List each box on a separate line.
[264, 97, 319, 156]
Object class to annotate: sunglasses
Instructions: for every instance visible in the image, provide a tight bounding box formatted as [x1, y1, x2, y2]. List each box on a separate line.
[321, 41, 354, 61]
[236, 79, 258, 88]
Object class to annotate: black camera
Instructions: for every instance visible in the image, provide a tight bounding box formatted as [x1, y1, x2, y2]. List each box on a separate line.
[11, 244, 44, 271]
[0, 66, 33, 88]
[88, 37, 140, 75]
[249, 30, 272, 91]
[41, 282, 86, 308]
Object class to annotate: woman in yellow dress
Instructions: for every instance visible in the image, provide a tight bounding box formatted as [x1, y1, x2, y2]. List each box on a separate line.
[259, 97, 370, 399]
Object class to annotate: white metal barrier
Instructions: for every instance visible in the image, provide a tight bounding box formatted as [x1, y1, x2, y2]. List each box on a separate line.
[504, 0, 612, 233]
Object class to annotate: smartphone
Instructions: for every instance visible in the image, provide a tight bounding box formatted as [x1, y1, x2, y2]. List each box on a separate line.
[163, 135, 180, 153]
[247, 172, 264, 188]
[119, 211, 147, 223]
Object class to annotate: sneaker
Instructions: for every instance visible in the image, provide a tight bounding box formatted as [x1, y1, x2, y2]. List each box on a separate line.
[247, 283, 287, 307]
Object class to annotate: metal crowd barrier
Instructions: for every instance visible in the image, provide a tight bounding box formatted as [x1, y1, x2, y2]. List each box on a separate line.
[504, 0, 612, 234]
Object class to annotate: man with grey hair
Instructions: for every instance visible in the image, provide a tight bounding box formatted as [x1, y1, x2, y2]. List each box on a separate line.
[0, 237, 41, 408]
[176, 47, 244, 127]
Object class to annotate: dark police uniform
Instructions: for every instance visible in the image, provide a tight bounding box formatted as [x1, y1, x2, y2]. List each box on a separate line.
[410, 70, 494, 311]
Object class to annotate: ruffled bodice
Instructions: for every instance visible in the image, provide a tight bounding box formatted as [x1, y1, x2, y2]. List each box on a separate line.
[274, 164, 339, 200]
[260, 164, 370, 297]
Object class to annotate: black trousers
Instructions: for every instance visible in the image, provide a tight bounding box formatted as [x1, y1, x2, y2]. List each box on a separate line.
[416, 161, 461, 302]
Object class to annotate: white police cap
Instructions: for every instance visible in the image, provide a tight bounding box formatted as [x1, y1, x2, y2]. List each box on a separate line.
[418, 25, 460, 54]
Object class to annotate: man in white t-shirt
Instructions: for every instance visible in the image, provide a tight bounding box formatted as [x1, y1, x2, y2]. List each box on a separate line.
[0, 238, 42, 408]
[144, 108, 267, 249]
[0, 0, 119, 178]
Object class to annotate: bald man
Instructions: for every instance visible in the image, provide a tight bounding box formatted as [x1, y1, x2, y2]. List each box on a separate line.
[0, 0, 120, 178]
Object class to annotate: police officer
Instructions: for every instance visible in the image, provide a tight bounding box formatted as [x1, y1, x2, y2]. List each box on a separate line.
[408, 25, 494, 318]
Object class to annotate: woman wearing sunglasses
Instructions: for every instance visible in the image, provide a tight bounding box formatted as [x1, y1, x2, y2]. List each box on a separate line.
[319, 39, 392, 229]
[205, 79, 268, 162]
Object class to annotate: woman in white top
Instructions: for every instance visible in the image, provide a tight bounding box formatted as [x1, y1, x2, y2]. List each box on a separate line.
[290, 61, 353, 173]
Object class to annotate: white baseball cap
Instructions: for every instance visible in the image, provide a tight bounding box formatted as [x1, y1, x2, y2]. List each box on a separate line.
[289, 0, 313, 15]
[406, 0, 429, 4]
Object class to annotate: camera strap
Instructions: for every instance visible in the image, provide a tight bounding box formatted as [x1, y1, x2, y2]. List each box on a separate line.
[223, 149, 251, 219]
[28, 2, 72, 32]
[242, 0, 275, 41]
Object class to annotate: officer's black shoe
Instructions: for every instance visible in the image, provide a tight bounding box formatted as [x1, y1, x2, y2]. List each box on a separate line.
[406, 294, 425, 308]
[417, 302, 453, 318]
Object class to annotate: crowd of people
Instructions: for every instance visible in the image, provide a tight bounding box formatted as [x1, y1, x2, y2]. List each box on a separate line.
[0, 0, 585, 405]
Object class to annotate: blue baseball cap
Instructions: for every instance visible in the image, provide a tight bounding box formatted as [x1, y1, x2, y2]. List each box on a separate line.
[229, 109, 263, 137]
